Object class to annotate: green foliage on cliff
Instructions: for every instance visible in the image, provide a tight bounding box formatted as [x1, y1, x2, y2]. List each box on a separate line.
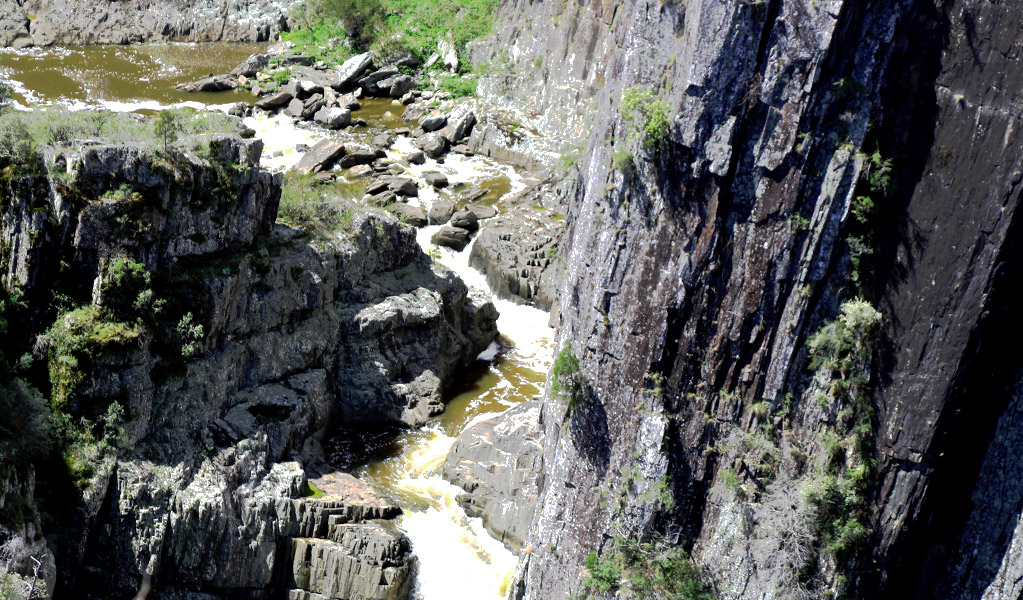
[582, 538, 716, 600]
[805, 299, 882, 567]
[551, 347, 584, 410]
[286, 0, 499, 65]
[620, 86, 672, 150]
[46, 306, 143, 412]
[99, 257, 165, 322]
[439, 77, 478, 98]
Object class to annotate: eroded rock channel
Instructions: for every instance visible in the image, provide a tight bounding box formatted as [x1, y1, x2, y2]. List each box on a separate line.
[0, 39, 562, 600]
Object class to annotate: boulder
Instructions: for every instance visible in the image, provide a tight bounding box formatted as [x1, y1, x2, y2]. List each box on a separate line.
[465, 203, 498, 220]
[228, 102, 250, 118]
[407, 151, 426, 165]
[294, 139, 346, 174]
[432, 226, 472, 251]
[331, 52, 374, 90]
[421, 114, 447, 132]
[349, 164, 374, 176]
[357, 67, 399, 95]
[440, 106, 477, 144]
[424, 172, 449, 188]
[387, 178, 418, 197]
[388, 75, 415, 98]
[180, 75, 237, 93]
[338, 150, 377, 168]
[314, 107, 352, 130]
[371, 133, 395, 150]
[285, 97, 306, 118]
[298, 80, 324, 96]
[449, 209, 479, 232]
[301, 94, 325, 119]
[232, 53, 269, 77]
[390, 204, 427, 227]
[428, 200, 456, 225]
[416, 133, 448, 158]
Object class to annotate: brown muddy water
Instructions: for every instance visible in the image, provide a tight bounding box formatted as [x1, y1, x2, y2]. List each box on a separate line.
[0, 43, 261, 106]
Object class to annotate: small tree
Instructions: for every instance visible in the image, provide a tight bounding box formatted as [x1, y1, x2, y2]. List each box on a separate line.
[153, 110, 182, 153]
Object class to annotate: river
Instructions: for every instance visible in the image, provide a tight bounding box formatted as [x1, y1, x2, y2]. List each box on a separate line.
[1, 43, 552, 599]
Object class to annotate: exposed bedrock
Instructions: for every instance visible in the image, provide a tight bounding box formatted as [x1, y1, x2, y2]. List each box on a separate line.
[0, 0, 295, 47]
[443, 399, 544, 552]
[456, 0, 1023, 599]
[0, 135, 496, 598]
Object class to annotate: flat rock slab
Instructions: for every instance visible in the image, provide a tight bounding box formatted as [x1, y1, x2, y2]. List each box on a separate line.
[256, 90, 293, 110]
[305, 472, 401, 516]
[424, 172, 449, 188]
[390, 204, 427, 227]
[295, 139, 346, 174]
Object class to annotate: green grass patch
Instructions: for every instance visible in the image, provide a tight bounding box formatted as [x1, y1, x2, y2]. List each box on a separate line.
[440, 76, 478, 98]
[285, 0, 500, 66]
[583, 537, 716, 599]
[278, 173, 361, 239]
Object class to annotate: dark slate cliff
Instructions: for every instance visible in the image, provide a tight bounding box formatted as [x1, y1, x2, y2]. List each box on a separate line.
[452, 0, 1023, 598]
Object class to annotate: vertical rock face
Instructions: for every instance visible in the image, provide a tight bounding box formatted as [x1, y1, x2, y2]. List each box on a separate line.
[0, 0, 297, 46]
[454, 0, 1023, 598]
[1, 136, 497, 598]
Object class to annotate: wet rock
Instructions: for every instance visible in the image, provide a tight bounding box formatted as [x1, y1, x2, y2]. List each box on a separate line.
[449, 209, 479, 232]
[416, 133, 448, 158]
[400, 92, 415, 105]
[389, 204, 427, 227]
[228, 102, 251, 118]
[424, 172, 449, 188]
[407, 151, 426, 165]
[294, 139, 346, 174]
[237, 125, 256, 139]
[338, 94, 361, 110]
[421, 114, 447, 132]
[428, 200, 456, 225]
[371, 133, 395, 149]
[462, 188, 489, 203]
[368, 191, 397, 206]
[180, 75, 237, 93]
[444, 399, 544, 551]
[431, 226, 472, 251]
[232, 53, 269, 77]
[331, 52, 374, 90]
[366, 180, 390, 195]
[468, 208, 559, 309]
[349, 164, 373, 176]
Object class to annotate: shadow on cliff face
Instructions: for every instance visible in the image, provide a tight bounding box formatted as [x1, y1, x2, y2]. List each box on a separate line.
[568, 391, 611, 474]
[870, 0, 1023, 596]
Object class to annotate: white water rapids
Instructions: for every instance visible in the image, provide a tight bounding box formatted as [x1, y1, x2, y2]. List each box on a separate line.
[2, 47, 556, 598]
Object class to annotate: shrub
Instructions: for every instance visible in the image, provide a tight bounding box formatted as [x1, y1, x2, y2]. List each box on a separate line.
[100, 257, 164, 321]
[551, 347, 584, 409]
[620, 85, 672, 150]
[582, 538, 715, 600]
[176, 313, 204, 359]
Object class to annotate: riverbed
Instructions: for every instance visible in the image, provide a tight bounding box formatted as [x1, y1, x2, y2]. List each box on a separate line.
[1, 42, 553, 600]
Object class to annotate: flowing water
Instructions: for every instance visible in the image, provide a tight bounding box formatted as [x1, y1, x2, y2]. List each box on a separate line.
[2, 43, 554, 600]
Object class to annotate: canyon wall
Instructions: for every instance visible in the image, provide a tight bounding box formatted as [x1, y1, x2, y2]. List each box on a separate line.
[456, 0, 1023, 597]
[0, 0, 296, 47]
[0, 134, 495, 598]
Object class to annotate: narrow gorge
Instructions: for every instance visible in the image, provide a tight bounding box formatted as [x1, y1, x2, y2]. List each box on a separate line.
[2, 0, 1022, 599]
